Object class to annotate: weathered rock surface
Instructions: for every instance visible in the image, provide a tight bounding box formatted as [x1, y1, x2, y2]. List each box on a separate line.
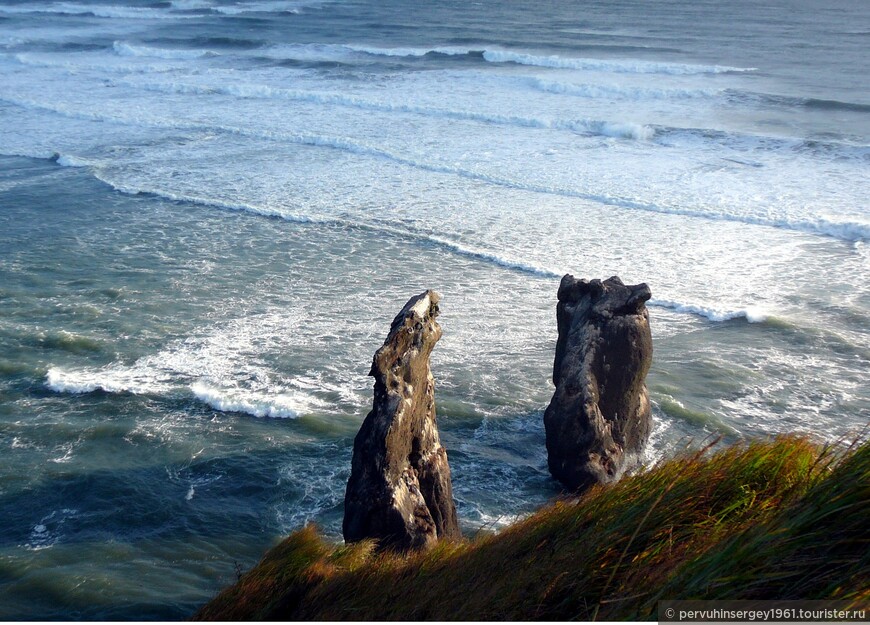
[544, 275, 653, 492]
[343, 290, 460, 551]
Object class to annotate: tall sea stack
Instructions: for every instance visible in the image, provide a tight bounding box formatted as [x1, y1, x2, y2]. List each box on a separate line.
[544, 275, 653, 492]
[343, 290, 460, 552]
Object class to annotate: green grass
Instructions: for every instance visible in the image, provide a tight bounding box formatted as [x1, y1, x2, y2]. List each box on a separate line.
[193, 435, 869, 621]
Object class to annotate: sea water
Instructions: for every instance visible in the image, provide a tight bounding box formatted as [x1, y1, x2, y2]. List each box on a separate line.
[0, 0, 868, 618]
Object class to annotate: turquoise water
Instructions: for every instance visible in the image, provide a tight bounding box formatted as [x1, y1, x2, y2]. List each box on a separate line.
[1, 0, 868, 619]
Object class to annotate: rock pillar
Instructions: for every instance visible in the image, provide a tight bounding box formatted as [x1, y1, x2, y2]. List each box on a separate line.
[343, 290, 460, 551]
[544, 275, 653, 492]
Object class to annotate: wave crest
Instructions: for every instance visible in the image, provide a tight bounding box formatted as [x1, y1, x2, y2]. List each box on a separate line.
[46, 366, 168, 395]
[481, 49, 755, 75]
[190, 382, 322, 418]
[5, 95, 866, 243]
[112, 41, 217, 60]
[529, 77, 719, 101]
[649, 298, 769, 323]
[123, 78, 655, 140]
[270, 43, 755, 76]
[0, 3, 194, 19]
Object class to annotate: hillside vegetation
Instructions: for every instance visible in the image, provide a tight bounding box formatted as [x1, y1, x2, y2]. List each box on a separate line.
[195, 435, 869, 620]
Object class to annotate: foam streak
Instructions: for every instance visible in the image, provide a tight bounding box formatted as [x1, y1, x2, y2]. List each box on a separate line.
[120, 79, 655, 140]
[649, 299, 769, 323]
[3, 95, 867, 243]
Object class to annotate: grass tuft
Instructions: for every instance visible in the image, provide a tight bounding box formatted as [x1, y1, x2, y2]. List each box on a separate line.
[194, 435, 869, 621]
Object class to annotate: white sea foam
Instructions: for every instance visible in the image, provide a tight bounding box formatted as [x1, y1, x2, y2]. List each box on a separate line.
[310, 44, 755, 75]
[212, 2, 308, 15]
[54, 153, 94, 167]
[124, 78, 656, 140]
[3, 94, 867, 244]
[10, 51, 191, 74]
[481, 49, 755, 75]
[46, 365, 173, 395]
[45, 308, 335, 421]
[423, 234, 563, 278]
[44, 151, 558, 280]
[643, 413, 675, 467]
[24, 509, 78, 551]
[190, 382, 322, 418]
[343, 44, 474, 57]
[171, 0, 214, 8]
[591, 121, 655, 140]
[50, 441, 77, 463]
[89, 171, 330, 226]
[649, 298, 769, 323]
[0, 3, 193, 20]
[807, 218, 870, 242]
[257, 42, 472, 64]
[112, 41, 217, 60]
[254, 42, 350, 62]
[275, 446, 349, 536]
[528, 77, 720, 101]
[342, 217, 565, 277]
[11, 437, 37, 450]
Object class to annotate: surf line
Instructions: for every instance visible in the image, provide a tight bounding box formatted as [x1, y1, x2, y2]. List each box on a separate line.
[2, 93, 866, 242]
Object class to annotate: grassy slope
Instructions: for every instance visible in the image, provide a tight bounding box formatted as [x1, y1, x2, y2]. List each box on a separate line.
[194, 436, 869, 621]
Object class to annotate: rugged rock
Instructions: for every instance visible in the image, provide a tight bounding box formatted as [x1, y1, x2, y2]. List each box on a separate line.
[544, 275, 653, 492]
[343, 290, 460, 551]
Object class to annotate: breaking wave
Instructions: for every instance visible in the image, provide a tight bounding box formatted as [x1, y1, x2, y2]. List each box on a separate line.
[0, 3, 195, 20]
[6, 96, 868, 243]
[53, 153, 96, 167]
[415, 234, 562, 278]
[528, 77, 720, 100]
[112, 41, 218, 60]
[255, 43, 756, 75]
[742, 91, 870, 113]
[211, 1, 316, 15]
[122, 78, 655, 139]
[649, 299, 769, 323]
[343, 44, 475, 57]
[9, 51, 192, 73]
[46, 368, 324, 418]
[45, 365, 169, 395]
[190, 382, 323, 418]
[481, 49, 756, 74]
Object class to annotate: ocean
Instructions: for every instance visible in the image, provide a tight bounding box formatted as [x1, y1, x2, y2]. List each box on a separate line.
[0, 0, 868, 618]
